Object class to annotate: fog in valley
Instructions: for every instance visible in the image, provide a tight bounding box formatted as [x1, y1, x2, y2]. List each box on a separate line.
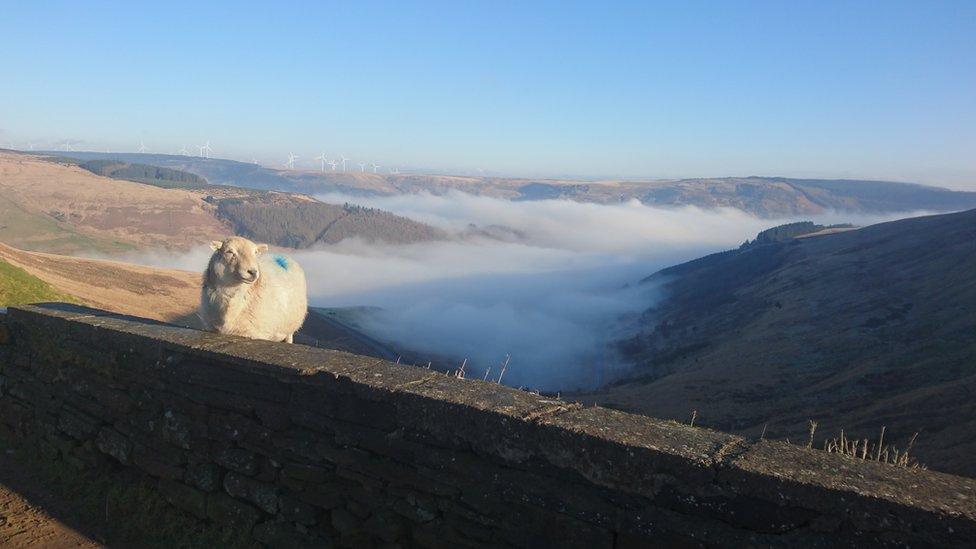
[110, 193, 920, 391]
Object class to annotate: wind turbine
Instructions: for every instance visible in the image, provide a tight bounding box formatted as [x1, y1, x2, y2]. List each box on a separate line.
[63, 140, 73, 151]
[27, 142, 35, 151]
[313, 152, 327, 172]
[370, 162, 380, 173]
[357, 162, 366, 173]
[285, 153, 298, 169]
[328, 159, 338, 171]
[138, 141, 148, 153]
[198, 141, 212, 158]
[178, 145, 189, 155]
[340, 155, 349, 172]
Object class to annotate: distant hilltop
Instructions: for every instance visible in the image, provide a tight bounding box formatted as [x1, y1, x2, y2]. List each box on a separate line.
[35, 150, 976, 218]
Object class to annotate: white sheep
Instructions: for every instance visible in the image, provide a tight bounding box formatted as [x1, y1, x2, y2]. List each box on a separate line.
[199, 236, 308, 343]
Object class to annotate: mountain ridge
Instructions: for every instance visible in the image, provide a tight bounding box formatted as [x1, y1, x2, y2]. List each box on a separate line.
[34, 150, 976, 217]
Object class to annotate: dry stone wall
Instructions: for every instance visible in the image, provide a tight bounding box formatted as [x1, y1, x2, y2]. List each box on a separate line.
[0, 304, 973, 548]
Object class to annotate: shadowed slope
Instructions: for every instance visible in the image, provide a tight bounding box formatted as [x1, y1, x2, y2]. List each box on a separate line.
[582, 209, 976, 476]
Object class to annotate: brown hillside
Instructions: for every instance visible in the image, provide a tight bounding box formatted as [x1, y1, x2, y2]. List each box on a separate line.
[0, 241, 200, 325]
[0, 151, 227, 252]
[0, 242, 391, 358]
[0, 152, 444, 253]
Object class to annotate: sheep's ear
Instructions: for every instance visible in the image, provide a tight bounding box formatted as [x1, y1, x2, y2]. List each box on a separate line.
[256, 244, 269, 254]
[210, 240, 223, 251]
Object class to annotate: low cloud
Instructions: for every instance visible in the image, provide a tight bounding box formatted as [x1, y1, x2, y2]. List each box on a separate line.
[105, 192, 924, 391]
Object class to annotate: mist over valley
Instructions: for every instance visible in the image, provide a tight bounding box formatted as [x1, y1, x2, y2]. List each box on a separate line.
[90, 187, 926, 391]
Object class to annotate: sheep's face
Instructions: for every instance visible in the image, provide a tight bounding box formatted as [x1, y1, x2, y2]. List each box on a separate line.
[209, 237, 268, 286]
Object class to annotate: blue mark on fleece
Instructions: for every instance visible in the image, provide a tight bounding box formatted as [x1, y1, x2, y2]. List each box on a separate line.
[273, 255, 289, 270]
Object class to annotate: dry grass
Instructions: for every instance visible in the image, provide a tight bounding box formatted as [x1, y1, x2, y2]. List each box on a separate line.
[822, 427, 925, 470]
[496, 354, 511, 384]
[683, 412, 926, 470]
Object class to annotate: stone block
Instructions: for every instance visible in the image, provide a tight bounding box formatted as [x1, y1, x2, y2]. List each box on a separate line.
[255, 456, 278, 482]
[296, 483, 345, 511]
[363, 510, 406, 543]
[282, 463, 331, 483]
[0, 400, 31, 429]
[57, 408, 99, 440]
[208, 410, 254, 442]
[132, 442, 185, 479]
[390, 493, 438, 524]
[253, 520, 332, 548]
[279, 493, 319, 525]
[224, 471, 279, 515]
[330, 507, 361, 536]
[95, 427, 132, 464]
[185, 460, 222, 492]
[160, 408, 205, 450]
[89, 383, 134, 415]
[214, 446, 259, 476]
[255, 403, 290, 430]
[207, 492, 261, 531]
[159, 479, 208, 519]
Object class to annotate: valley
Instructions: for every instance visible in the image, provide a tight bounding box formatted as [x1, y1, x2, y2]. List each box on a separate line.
[3, 148, 974, 476]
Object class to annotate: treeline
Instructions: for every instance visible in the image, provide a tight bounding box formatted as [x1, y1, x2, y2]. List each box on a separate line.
[79, 160, 209, 189]
[740, 221, 853, 249]
[655, 220, 854, 281]
[214, 197, 445, 248]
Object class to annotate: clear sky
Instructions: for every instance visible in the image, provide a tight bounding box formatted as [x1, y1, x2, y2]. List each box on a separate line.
[1, 1, 974, 188]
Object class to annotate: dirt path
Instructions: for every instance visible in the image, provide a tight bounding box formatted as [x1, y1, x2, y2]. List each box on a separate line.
[0, 448, 104, 548]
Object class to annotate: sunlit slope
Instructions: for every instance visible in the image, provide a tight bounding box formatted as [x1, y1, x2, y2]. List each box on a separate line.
[0, 151, 227, 252]
[0, 242, 200, 325]
[0, 152, 444, 253]
[0, 242, 396, 357]
[0, 258, 80, 308]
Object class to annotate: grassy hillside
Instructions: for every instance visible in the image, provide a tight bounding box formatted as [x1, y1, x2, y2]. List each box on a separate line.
[0, 259, 79, 307]
[0, 195, 135, 255]
[583, 209, 976, 476]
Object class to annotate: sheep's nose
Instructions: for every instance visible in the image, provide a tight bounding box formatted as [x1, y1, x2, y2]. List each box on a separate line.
[247, 269, 258, 277]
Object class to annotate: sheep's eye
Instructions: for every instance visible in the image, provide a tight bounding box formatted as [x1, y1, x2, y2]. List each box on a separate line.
[224, 250, 234, 256]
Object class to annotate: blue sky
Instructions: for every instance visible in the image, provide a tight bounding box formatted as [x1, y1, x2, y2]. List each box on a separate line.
[1, 1, 974, 188]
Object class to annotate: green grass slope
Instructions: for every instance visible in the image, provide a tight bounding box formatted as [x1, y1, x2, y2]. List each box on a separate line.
[0, 259, 79, 307]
